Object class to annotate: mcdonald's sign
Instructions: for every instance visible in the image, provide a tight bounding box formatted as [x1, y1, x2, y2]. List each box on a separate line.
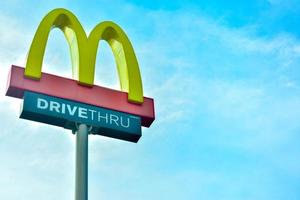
[6, 8, 155, 142]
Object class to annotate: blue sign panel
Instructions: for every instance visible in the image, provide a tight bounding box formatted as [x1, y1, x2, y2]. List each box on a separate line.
[20, 91, 141, 142]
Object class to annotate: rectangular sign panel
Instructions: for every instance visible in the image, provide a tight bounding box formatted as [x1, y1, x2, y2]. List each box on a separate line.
[20, 91, 142, 142]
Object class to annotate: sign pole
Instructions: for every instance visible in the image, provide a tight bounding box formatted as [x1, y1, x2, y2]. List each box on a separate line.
[75, 124, 89, 200]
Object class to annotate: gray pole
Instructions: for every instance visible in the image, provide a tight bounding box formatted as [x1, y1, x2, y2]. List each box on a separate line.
[75, 124, 88, 200]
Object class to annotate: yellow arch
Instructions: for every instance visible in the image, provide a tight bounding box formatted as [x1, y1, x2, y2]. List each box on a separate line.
[88, 21, 143, 104]
[24, 8, 143, 104]
[25, 8, 88, 81]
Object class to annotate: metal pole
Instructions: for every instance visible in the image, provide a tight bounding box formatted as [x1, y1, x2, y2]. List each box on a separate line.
[75, 124, 88, 200]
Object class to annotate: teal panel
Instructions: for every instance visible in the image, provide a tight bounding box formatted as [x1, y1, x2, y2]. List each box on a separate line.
[20, 91, 141, 142]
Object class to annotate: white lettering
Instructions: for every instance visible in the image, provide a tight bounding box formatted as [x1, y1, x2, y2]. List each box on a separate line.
[67, 105, 78, 116]
[35, 97, 130, 129]
[98, 112, 108, 123]
[61, 103, 66, 114]
[88, 109, 97, 120]
[50, 101, 60, 113]
[120, 117, 130, 128]
[78, 107, 88, 119]
[37, 98, 48, 109]
[110, 114, 119, 126]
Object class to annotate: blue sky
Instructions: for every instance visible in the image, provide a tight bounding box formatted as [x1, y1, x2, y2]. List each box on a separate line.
[0, 0, 300, 199]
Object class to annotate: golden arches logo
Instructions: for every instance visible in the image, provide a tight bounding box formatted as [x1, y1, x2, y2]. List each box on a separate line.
[25, 8, 143, 104]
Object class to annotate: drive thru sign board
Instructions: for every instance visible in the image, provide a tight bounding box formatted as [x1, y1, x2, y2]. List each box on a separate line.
[20, 91, 142, 142]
